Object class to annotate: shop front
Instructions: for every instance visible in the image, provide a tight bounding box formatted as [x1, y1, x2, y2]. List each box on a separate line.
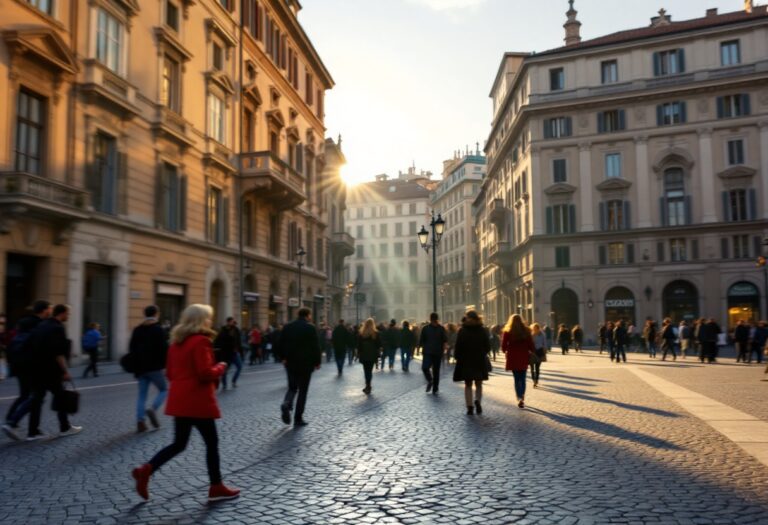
[551, 288, 579, 329]
[727, 281, 760, 329]
[155, 282, 186, 329]
[604, 287, 636, 325]
[662, 280, 699, 323]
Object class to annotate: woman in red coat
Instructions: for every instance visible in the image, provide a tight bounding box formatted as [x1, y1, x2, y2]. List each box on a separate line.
[502, 314, 535, 408]
[132, 304, 240, 502]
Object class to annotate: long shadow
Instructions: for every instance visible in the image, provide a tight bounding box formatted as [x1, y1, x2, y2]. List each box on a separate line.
[540, 371, 609, 383]
[539, 385, 681, 418]
[535, 384, 596, 396]
[634, 362, 700, 369]
[537, 375, 604, 388]
[525, 406, 684, 450]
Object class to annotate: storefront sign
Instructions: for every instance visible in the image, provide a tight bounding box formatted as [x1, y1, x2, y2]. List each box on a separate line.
[287, 297, 299, 307]
[157, 283, 185, 296]
[243, 292, 260, 303]
[728, 283, 758, 297]
[605, 299, 634, 308]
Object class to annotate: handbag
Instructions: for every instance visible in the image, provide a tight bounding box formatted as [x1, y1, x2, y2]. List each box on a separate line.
[485, 354, 493, 373]
[120, 352, 137, 374]
[52, 381, 80, 414]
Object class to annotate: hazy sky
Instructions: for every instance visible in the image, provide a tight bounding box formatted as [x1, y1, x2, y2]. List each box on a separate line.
[299, 0, 750, 184]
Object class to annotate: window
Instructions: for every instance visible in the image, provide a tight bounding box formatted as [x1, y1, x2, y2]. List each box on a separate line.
[409, 241, 418, 257]
[605, 153, 621, 179]
[543, 117, 572, 139]
[380, 263, 389, 283]
[157, 162, 186, 232]
[717, 94, 751, 119]
[546, 204, 576, 234]
[356, 265, 365, 284]
[394, 243, 403, 257]
[657, 102, 686, 126]
[723, 189, 757, 222]
[166, 1, 179, 31]
[670, 239, 687, 262]
[27, 0, 54, 15]
[207, 186, 224, 244]
[380, 244, 388, 257]
[96, 8, 123, 74]
[395, 204, 402, 215]
[605, 200, 624, 231]
[356, 225, 363, 238]
[244, 200, 254, 247]
[661, 168, 688, 226]
[356, 245, 364, 258]
[208, 94, 225, 143]
[409, 221, 417, 235]
[305, 71, 314, 105]
[653, 49, 685, 76]
[733, 235, 750, 259]
[161, 55, 180, 112]
[555, 247, 570, 268]
[727, 139, 744, 165]
[553, 159, 567, 183]
[15, 89, 45, 175]
[395, 223, 403, 237]
[90, 132, 118, 214]
[720, 40, 740, 66]
[409, 262, 418, 281]
[355, 208, 363, 219]
[380, 224, 388, 237]
[607, 242, 625, 265]
[597, 110, 626, 133]
[212, 43, 224, 71]
[601, 60, 618, 84]
[269, 215, 279, 256]
[550, 68, 564, 91]
[409, 203, 417, 215]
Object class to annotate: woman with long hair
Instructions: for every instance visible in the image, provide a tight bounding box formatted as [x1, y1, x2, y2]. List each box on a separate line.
[502, 314, 535, 409]
[453, 311, 490, 415]
[131, 304, 239, 502]
[530, 323, 547, 388]
[357, 318, 382, 394]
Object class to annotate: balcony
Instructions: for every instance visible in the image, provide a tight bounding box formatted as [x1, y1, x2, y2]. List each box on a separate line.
[240, 151, 306, 210]
[331, 231, 355, 257]
[80, 59, 140, 119]
[488, 240, 514, 266]
[489, 198, 507, 227]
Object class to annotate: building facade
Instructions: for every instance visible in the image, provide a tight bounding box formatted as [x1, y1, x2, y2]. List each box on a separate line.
[344, 169, 435, 325]
[479, 3, 768, 335]
[431, 148, 485, 323]
[0, 0, 345, 359]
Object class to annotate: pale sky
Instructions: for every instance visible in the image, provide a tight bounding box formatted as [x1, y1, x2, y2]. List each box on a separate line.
[299, 0, 750, 184]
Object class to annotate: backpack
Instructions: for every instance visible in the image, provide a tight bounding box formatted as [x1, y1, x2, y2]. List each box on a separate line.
[7, 330, 34, 372]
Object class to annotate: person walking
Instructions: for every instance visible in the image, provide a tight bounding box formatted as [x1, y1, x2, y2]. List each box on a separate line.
[277, 308, 321, 427]
[382, 320, 400, 371]
[445, 323, 458, 364]
[346, 323, 356, 365]
[530, 323, 547, 388]
[660, 318, 677, 361]
[356, 318, 381, 394]
[131, 304, 238, 502]
[453, 311, 490, 415]
[419, 313, 447, 394]
[248, 325, 262, 365]
[643, 319, 657, 359]
[214, 318, 242, 390]
[750, 321, 767, 364]
[598, 322, 607, 355]
[699, 318, 720, 363]
[679, 320, 692, 359]
[128, 305, 169, 433]
[400, 321, 415, 372]
[571, 325, 584, 353]
[502, 314, 535, 409]
[734, 320, 751, 363]
[543, 324, 553, 352]
[27, 304, 81, 440]
[81, 322, 103, 378]
[489, 325, 501, 361]
[331, 319, 348, 376]
[557, 324, 570, 355]
[613, 320, 628, 363]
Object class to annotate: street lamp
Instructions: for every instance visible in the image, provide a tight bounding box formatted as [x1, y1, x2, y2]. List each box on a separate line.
[347, 279, 362, 326]
[296, 246, 306, 309]
[418, 211, 446, 315]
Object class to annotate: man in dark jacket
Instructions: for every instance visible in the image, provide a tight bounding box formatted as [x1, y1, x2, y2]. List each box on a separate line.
[419, 313, 447, 394]
[331, 319, 349, 376]
[734, 320, 751, 363]
[129, 305, 168, 433]
[382, 319, 400, 371]
[698, 318, 720, 363]
[3, 300, 51, 440]
[214, 317, 242, 390]
[613, 321, 628, 363]
[27, 304, 80, 440]
[750, 321, 767, 364]
[277, 308, 321, 427]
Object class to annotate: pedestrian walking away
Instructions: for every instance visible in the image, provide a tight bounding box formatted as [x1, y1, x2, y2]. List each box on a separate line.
[214, 317, 242, 389]
[452, 311, 490, 415]
[643, 319, 657, 359]
[571, 325, 583, 353]
[400, 320, 415, 372]
[81, 322, 103, 378]
[734, 319, 751, 363]
[750, 321, 767, 364]
[131, 304, 239, 503]
[598, 322, 607, 355]
[248, 325, 263, 365]
[331, 319, 348, 375]
[356, 318, 381, 394]
[502, 314, 535, 409]
[678, 320, 692, 359]
[557, 324, 570, 355]
[530, 323, 547, 388]
[613, 320, 628, 363]
[660, 318, 677, 361]
[489, 325, 501, 361]
[277, 308, 321, 427]
[419, 313, 448, 394]
[128, 305, 169, 433]
[381, 319, 400, 370]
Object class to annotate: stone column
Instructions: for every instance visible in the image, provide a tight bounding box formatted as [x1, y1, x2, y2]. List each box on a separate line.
[698, 128, 717, 223]
[579, 142, 594, 231]
[634, 136, 652, 228]
[760, 121, 768, 219]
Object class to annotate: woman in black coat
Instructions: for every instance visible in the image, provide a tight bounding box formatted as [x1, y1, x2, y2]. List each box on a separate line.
[356, 318, 382, 395]
[453, 311, 490, 415]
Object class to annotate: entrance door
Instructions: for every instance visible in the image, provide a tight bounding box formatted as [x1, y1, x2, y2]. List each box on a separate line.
[604, 287, 636, 325]
[83, 263, 113, 359]
[662, 280, 699, 323]
[551, 288, 579, 329]
[727, 282, 760, 329]
[5, 253, 41, 328]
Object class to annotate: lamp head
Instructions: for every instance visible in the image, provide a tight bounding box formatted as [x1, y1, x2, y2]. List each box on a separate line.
[434, 213, 446, 239]
[417, 225, 429, 248]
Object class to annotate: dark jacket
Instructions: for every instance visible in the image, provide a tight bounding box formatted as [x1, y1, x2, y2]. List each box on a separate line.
[613, 325, 628, 346]
[7, 314, 43, 374]
[276, 318, 321, 372]
[332, 325, 348, 356]
[381, 326, 400, 349]
[129, 320, 168, 376]
[557, 329, 571, 346]
[734, 324, 750, 343]
[661, 324, 676, 342]
[400, 327, 415, 351]
[419, 323, 447, 356]
[698, 322, 719, 343]
[453, 321, 490, 382]
[356, 333, 381, 363]
[29, 318, 70, 381]
[213, 325, 241, 363]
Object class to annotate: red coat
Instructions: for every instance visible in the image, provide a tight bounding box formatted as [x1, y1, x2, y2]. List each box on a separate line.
[502, 332, 535, 372]
[165, 334, 226, 419]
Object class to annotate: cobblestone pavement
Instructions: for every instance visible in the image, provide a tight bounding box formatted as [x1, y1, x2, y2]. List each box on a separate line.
[1, 352, 767, 525]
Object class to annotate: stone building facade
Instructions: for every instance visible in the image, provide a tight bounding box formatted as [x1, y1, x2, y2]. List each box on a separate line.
[478, 3, 768, 335]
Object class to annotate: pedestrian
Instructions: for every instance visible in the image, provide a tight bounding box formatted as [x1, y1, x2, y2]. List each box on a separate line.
[277, 308, 321, 427]
[400, 320, 415, 372]
[679, 320, 691, 359]
[346, 323, 356, 365]
[571, 325, 584, 352]
[3, 300, 51, 441]
[331, 319, 348, 376]
[489, 325, 501, 361]
[660, 318, 677, 361]
[643, 319, 657, 359]
[357, 318, 381, 394]
[598, 322, 607, 354]
[445, 323, 458, 364]
[248, 325, 262, 365]
[734, 320, 751, 363]
[502, 314, 535, 409]
[699, 318, 720, 363]
[543, 324, 553, 352]
[131, 304, 239, 502]
[750, 321, 767, 364]
[530, 323, 547, 388]
[420, 313, 448, 394]
[214, 317, 242, 389]
[81, 322, 103, 378]
[613, 320, 628, 363]
[627, 322, 636, 353]
[27, 304, 81, 440]
[453, 311, 490, 415]
[557, 324, 570, 355]
[382, 319, 400, 371]
[128, 305, 169, 433]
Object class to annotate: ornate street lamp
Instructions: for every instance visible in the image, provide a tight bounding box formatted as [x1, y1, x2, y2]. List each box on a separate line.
[418, 211, 446, 315]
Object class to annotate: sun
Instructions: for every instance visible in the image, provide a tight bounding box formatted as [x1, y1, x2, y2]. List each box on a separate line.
[338, 164, 359, 187]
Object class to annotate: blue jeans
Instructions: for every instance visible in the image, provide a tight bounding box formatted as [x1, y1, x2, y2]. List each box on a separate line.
[137, 370, 168, 423]
[222, 352, 243, 388]
[401, 348, 411, 371]
[512, 370, 527, 400]
[422, 353, 442, 391]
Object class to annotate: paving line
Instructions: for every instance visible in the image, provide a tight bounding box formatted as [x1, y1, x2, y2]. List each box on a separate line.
[629, 366, 768, 469]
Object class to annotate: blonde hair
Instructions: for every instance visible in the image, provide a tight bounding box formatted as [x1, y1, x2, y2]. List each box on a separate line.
[531, 323, 542, 336]
[171, 304, 216, 344]
[359, 318, 378, 339]
[503, 314, 530, 341]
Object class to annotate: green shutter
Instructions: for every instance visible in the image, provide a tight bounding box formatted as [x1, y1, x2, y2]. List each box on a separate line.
[179, 175, 187, 232]
[598, 246, 607, 266]
[222, 196, 230, 245]
[546, 206, 553, 234]
[155, 163, 165, 228]
[652, 52, 661, 76]
[117, 152, 128, 215]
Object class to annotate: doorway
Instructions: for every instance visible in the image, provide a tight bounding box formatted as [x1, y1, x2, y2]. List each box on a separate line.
[5, 253, 43, 328]
[83, 263, 113, 359]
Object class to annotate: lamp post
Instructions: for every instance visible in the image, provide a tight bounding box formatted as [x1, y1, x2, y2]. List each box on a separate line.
[418, 211, 446, 315]
[296, 246, 306, 310]
[347, 279, 362, 326]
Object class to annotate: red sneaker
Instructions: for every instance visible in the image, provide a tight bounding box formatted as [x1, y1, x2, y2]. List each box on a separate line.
[131, 464, 152, 500]
[208, 483, 241, 502]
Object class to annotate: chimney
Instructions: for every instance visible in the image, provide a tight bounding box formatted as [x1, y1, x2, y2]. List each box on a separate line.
[706, 8, 718, 17]
[564, 0, 582, 46]
[745, 0, 753, 13]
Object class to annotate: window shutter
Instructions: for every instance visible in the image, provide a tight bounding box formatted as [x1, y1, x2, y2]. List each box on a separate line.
[597, 112, 605, 133]
[722, 191, 730, 221]
[748, 188, 757, 220]
[564, 117, 572, 137]
[546, 206, 553, 234]
[599, 202, 607, 231]
[222, 196, 230, 245]
[691, 239, 699, 260]
[656, 105, 664, 126]
[296, 144, 303, 174]
[652, 52, 661, 76]
[742, 94, 751, 116]
[618, 109, 626, 131]
[623, 201, 631, 230]
[543, 120, 552, 139]
[117, 152, 128, 215]
[155, 164, 164, 227]
[680, 101, 687, 123]
[657, 242, 665, 262]
[598, 245, 607, 266]
[568, 204, 576, 233]
[659, 197, 668, 226]
[179, 175, 187, 231]
[627, 243, 635, 264]
[684, 196, 692, 225]
[721, 238, 730, 259]
[677, 49, 686, 72]
[716, 97, 725, 119]
[753, 236, 762, 259]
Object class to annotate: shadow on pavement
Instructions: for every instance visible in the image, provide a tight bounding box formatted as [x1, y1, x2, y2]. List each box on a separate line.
[540, 371, 608, 383]
[538, 385, 682, 418]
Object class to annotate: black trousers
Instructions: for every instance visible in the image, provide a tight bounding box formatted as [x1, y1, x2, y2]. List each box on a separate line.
[5, 372, 33, 424]
[281, 368, 313, 419]
[149, 417, 221, 485]
[28, 379, 71, 434]
[83, 349, 98, 377]
[422, 354, 442, 391]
